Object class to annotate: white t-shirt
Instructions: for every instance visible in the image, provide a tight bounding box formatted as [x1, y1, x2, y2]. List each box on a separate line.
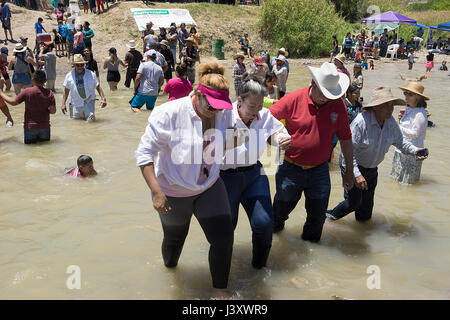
[137, 61, 163, 96]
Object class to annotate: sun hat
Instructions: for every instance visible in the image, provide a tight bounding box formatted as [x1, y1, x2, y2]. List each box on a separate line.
[275, 55, 286, 62]
[198, 83, 233, 110]
[72, 54, 88, 64]
[254, 57, 263, 66]
[126, 40, 138, 48]
[334, 54, 346, 64]
[364, 86, 406, 109]
[307, 62, 350, 100]
[233, 52, 245, 60]
[399, 81, 429, 101]
[278, 48, 289, 57]
[160, 40, 169, 48]
[13, 43, 27, 53]
[1, 47, 8, 56]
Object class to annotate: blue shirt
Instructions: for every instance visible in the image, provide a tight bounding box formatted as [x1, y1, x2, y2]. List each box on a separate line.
[66, 24, 76, 41]
[1, 4, 11, 20]
[57, 25, 67, 39]
[35, 22, 45, 34]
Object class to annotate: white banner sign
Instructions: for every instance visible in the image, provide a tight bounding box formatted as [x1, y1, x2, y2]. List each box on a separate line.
[130, 8, 197, 31]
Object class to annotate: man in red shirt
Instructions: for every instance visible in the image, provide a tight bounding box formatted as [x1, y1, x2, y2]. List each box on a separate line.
[0, 70, 56, 144]
[269, 62, 355, 242]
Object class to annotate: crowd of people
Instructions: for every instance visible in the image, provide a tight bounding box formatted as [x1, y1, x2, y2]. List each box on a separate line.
[0, 4, 441, 298]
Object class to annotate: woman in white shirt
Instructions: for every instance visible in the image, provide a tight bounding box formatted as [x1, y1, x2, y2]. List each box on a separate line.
[220, 73, 290, 269]
[135, 61, 238, 298]
[390, 82, 429, 184]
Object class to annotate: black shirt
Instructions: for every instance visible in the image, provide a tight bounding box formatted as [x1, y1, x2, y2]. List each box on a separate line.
[125, 49, 143, 71]
[86, 58, 98, 75]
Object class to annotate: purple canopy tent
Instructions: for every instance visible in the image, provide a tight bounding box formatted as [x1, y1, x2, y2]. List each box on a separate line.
[361, 11, 417, 42]
[361, 11, 417, 24]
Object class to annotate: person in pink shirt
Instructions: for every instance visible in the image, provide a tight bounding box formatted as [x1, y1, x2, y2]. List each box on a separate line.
[65, 155, 97, 178]
[73, 25, 85, 55]
[163, 65, 193, 101]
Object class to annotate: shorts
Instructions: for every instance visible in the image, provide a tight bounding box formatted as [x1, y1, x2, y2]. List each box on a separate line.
[130, 93, 157, 110]
[331, 48, 338, 55]
[107, 70, 121, 83]
[12, 73, 32, 85]
[344, 47, 351, 55]
[46, 79, 55, 89]
[69, 101, 96, 122]
[54, 37, 61, 45]
[2, 72, 10, 81]
[2, 20, 10, 30]
[24, 128, 50, 144]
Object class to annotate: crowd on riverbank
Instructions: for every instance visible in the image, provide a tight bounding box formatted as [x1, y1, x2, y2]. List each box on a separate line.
[1, 2, 447, 299]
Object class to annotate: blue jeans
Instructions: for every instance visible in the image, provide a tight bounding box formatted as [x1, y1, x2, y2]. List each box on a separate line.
[220, 162, 273, 269]
[329, 154, 378, 221]
[24, 128, 50, 144]
[273, 161, 330, 242]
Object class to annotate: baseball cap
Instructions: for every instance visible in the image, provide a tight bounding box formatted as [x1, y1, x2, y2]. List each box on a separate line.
[254, 57, 263, 66]
[143, 49, 158, 60]
[1, 47, 8, 56]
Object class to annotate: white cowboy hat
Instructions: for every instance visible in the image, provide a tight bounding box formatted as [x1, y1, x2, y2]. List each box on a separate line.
[126, 40, 138, 48]
[13, 43, 27, 53]
[308, 62, 350, 100]
[275, 55, 286, 62]
[279, 48, 289, 57]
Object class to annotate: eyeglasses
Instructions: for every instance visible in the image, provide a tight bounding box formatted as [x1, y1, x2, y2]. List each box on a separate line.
[403, 91, 414, 96]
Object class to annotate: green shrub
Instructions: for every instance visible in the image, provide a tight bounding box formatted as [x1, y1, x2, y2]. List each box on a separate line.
[410, 0, 450, 11]
[260, 0, 358, 58]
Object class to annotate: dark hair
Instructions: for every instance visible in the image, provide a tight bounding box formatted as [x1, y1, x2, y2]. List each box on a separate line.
[180, 23, 186, 27]
[38, 17, 43, 22]
[346, 82, 359, 97]
[416, 97, 427, 109]
[238, 72, 266, 99]
[33, 70, 46, 83]
[77, 155, 93, 167]
[332, 35, 337, 39]
[265, 71, 277, 83]
[190, 27, 197, 33]
[175, 65, 186, 77]
[84, 21, 90, 26]
[109, 47, 117, 55]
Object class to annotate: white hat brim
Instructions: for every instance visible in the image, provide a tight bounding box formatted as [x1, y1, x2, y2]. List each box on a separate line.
[308, 66, 350, 100]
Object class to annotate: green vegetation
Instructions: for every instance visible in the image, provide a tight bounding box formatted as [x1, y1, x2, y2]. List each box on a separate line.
[260, 0, 359, 58]
[409, 0, 450, 11]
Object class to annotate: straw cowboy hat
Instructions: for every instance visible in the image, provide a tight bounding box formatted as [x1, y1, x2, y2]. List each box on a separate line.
[275, 55, 286, 62]
[72, 54, 88, 64]
[278, 47, 289, 57]
[399, 81, 429, 100]
[13, 43, 27, 53]
[334, 54, 346, 64]
[233, 52, 245, 60]
[126, 40, 138, 48]
[364, 86, 406, 109]
[160, 40, 170, 48]
[307, 62, 350, 100]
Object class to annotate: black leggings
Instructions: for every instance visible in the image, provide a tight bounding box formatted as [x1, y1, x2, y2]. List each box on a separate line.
[160, 178, 234, 289]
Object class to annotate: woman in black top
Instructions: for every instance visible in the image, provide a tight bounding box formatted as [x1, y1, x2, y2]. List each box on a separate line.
[83, 48, 99, 80]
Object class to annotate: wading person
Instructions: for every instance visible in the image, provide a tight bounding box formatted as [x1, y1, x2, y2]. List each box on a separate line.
[124, 40, 143, 89]
[221, 73, 291, 269]
[390, 82, 429, 185]
[327, 87, 428, 222]
[61, 54, 107, 122]
[9, 43, 37, 95]
[0, 70, 56, 144]
[231, 53, 246, 96]
[103, 47, 127, 91]
[269, 62, 354, 242]
[163, 65, 192, 102]
[272, 55, 288, 98]
[135, 61, 237, 298]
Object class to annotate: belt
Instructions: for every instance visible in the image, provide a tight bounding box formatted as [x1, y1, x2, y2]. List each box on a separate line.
[284, 156, 317, 170]
[221, 164, 256, 174]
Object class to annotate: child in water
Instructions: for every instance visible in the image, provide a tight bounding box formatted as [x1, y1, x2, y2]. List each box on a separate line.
[369, 60, 374, 70]
[65, 155, 97, 178]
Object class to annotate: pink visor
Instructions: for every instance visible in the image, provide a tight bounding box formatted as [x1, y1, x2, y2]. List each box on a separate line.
[198, 83, 233, 110]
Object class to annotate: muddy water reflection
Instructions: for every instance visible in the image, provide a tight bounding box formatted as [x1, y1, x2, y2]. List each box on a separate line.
[0, 60, 449, 299]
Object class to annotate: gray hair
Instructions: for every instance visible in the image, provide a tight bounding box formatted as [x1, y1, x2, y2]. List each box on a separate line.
[238, 73, 266, 99]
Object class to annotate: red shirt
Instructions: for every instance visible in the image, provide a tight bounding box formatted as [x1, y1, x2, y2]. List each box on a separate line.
[269, 86, 351, 166]
[15, 86, 55, 130]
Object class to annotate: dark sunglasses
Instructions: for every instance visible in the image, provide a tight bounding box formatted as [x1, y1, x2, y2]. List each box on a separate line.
[203, 95, 217, 111]
[403, 91, 414, 96]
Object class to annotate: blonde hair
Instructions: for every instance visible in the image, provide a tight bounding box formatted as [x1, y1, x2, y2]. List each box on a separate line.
[195, 60, 229, 91]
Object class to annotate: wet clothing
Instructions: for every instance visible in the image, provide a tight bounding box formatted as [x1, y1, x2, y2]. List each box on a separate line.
[16, 86, 55, 130]
[124, 49, 143, 88]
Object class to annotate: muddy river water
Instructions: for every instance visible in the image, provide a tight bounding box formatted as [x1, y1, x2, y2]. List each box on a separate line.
[0, 58, 449, 299]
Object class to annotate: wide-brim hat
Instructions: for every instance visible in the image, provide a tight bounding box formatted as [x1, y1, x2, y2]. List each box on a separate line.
[72, 54, 88, 64]
[279, 47, 289, 57]
[13, 43, 27, 53]
[275, 55, 286, 62]
[126, 40, 138, 48]
[233, 53, 245, 60]
[334, 54, 346, 64]
[399, 81, 429, 101]
[308, 62, 350, 100]
[160, 40, 169, 47]
[364, 86, 406, 109]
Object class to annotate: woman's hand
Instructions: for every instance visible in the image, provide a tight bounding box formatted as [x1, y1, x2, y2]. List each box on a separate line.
[153, 192, 171, 214]
[355, 175, 368, 190]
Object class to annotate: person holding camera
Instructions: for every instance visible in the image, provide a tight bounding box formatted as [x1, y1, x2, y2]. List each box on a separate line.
[326, 87, 428, 223]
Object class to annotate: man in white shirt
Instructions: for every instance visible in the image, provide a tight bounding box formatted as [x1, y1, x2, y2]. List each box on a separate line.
[272, 55, 288, 98]
[61, 54, 106, 122]
[131, 49, 164, 113]
[327, 87, 428, 222]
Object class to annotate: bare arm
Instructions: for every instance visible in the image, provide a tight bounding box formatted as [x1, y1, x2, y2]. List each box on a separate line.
[0, 90, 19, 106]
[103, 58, 108, 70]
[61, 87, 70, 114]
[134, 73, 142, 93]
[158, 76, 164, 88]
[119, 58, 128, 68]
[1, 104, 13, 124]
[48, 105, 56, 114]
[96, 85, 107, 108]
[140, 163, 171, 214]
